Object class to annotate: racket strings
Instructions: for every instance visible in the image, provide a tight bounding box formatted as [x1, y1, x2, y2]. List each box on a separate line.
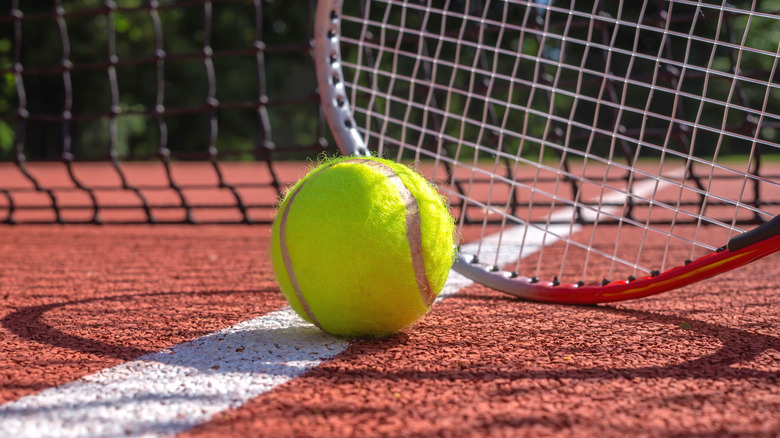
[340, 0, 780, 284]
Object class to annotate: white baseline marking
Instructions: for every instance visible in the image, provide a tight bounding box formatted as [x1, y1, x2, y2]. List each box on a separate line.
[0, 176, 670, 437]
[0, 240, 488, 438]
[0, 310, 348, 437]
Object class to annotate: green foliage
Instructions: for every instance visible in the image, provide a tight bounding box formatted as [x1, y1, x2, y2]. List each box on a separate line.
[1, 0, 778, 162]
[1, 0, 319, 161]
[343, 0, 780, 163]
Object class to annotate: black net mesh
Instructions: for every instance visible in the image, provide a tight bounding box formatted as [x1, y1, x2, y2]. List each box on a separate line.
[1, 0, 333, 224]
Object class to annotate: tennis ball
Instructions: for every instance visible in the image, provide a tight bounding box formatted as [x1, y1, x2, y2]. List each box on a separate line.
[270, 156, 456, 338]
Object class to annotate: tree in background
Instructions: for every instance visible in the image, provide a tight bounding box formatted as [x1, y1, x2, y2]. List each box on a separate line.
[1, 1, 778, 162]
[0, 0, 320, 161]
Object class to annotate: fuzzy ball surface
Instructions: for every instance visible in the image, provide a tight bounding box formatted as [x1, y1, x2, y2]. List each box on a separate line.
[270, 156, 456, 338]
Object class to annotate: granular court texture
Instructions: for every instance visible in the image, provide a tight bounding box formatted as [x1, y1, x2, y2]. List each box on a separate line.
[1, 225, 778, 437]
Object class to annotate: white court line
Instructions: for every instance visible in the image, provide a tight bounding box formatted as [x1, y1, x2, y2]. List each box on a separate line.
[0, 175, 670, 437]
[0, 251, 482, 438]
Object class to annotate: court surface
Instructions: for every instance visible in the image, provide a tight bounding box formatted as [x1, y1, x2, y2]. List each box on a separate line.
[0, 162, 778, 437]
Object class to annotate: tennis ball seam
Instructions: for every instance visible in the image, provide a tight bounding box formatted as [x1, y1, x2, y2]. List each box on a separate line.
[277, 172, 324, 329]
[349, 158, 436, 306]
[276, 158, 436, 331]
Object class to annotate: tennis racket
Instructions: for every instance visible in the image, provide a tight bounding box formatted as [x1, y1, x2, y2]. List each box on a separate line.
[313, 0, 780, 304]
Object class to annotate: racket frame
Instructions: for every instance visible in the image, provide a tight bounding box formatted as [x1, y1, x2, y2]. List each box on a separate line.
[314, 0, 370, 157]
[314, 0, 780, 303]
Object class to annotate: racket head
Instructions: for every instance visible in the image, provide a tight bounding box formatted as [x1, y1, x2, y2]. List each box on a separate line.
[314, 0, 780, 303]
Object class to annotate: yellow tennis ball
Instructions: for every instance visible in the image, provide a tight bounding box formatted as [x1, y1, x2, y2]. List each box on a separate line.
[270, 156, 456, 338]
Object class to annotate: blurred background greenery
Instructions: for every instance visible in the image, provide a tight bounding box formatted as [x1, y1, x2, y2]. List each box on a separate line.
[0, 0, 778, 162]
[0, 0, 323, 161]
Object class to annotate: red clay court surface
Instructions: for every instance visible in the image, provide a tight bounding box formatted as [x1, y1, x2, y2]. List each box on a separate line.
[0, 162, 778, 437]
